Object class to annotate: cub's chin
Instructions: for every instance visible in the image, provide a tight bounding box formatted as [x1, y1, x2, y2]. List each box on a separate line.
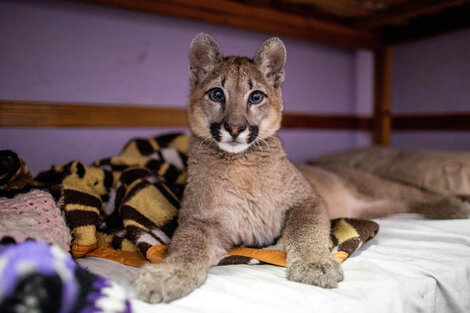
[217, 141, 251, 154]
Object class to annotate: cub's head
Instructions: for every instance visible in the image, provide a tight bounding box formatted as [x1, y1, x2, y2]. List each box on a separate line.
[187, 33, 286, 154]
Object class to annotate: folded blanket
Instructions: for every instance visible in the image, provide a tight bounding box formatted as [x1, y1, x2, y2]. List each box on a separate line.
[0, 151, 71, 251]
[0, 189, 71, 252]
[0, 133, 379, 268]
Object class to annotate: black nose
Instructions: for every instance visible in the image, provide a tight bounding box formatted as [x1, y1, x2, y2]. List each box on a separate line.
[224, 122, 246, 138]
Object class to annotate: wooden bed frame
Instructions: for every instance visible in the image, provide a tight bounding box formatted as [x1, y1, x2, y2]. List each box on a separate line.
[1, 0, 469, 145]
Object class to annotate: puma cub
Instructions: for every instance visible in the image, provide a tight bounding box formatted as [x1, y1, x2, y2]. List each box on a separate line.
[134, 33, 341, 303]
[134, 33, 470, 303]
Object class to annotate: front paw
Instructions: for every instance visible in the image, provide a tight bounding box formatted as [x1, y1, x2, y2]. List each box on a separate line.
[286, 255, 344, 288]
[133, 263, 205, 303]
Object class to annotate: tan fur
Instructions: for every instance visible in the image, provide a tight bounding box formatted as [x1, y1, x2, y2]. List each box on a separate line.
[299, 163, 470, 220]
[134, 33, 342, 303]
[134, 33, 469, 304]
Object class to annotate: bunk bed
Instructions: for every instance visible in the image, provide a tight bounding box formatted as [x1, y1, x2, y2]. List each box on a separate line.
[1, 1, 470, 313]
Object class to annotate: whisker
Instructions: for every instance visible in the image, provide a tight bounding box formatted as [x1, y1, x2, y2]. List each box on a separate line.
[198, 136, 212, 152]
[258, 137, 271, 152]
[253, 138, 263, 152]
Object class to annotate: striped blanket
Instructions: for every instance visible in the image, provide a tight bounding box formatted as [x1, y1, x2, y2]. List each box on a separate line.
[1, 133, 379, 267]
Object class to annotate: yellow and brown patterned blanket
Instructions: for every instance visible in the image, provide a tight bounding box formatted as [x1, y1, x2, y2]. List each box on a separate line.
[1, 133, 379, 267]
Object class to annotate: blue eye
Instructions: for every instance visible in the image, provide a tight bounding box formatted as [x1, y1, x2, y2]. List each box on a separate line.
[209, 88, 225, 102]
[249, 91, 264, 104]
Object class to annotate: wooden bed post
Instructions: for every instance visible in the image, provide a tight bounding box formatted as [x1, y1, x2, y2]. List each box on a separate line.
[373, 46, 392, 146]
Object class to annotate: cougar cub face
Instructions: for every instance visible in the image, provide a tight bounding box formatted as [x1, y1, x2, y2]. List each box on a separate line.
[187, 33, 286, 153]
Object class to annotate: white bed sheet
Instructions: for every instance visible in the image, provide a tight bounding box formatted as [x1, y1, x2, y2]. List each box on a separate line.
[78, 214, 470, 313]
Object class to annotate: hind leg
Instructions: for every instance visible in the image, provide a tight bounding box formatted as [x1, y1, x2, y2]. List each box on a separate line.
[347, 199, 408, 219]
[314, 164, 470, 219]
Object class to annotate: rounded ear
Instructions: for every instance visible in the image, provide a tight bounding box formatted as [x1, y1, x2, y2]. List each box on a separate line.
[254, 37, 286, 89]
[189, 33, 223, 87]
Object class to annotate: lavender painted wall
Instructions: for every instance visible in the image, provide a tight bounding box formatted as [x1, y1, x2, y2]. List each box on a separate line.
[391, 29, 470, 151]
[0, 0, 367, 174]
[352, 50, 373, 147]
[0, 0, 356, 112]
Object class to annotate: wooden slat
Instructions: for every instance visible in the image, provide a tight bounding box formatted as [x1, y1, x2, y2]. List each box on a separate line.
[2, 101, 469, 131]
[355, 0, 469, 29]
[0, 101, 372, 130]
[0, 101, 189, 128]
[373, 47, 392, 145]
[392, 113, 470, 130]
[381, 3, 470, 44]
[276, 0, 376, 18]
[282, 113, 372, 130]
[76, 0, 378, 49]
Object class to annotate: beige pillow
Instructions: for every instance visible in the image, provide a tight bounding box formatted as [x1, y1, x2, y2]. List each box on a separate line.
[312, 147, 470, 196]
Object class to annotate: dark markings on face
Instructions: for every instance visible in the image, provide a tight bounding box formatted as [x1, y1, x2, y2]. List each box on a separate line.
[210, 123, 222, 142]
[248, 78, 253, 90]
[248, 125, 259, 143]
[221, 76, 226, 87]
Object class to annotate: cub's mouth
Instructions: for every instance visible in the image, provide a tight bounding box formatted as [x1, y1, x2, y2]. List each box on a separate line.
[210, 122, 259, 153]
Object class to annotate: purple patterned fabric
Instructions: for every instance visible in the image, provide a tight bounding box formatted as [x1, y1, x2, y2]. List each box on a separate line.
[0, 241, 132, 313]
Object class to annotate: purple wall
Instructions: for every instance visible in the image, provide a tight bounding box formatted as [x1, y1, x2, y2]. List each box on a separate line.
[353, 50, 373, 146]
[0, 0, 368, 174]
[391, 29, 470, 151]
[0, 0, 357, 112]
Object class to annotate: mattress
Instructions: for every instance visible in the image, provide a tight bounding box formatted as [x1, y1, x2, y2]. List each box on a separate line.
[77, 214, 470, 313]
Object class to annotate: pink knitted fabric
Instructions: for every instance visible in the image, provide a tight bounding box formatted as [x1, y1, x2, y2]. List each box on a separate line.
[0, 189, 71, 251]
